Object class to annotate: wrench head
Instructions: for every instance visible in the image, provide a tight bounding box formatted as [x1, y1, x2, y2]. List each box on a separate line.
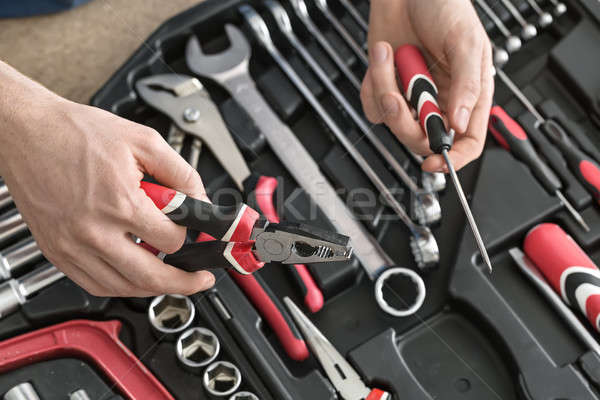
[135, 73, 204, 118]
[186, 24, 250, 82]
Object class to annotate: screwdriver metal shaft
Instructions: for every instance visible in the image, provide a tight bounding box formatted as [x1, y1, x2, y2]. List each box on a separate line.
[443, 150, 492, 272]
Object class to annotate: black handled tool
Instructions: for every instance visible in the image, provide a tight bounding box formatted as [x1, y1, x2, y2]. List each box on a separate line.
[489, 105, 590, 231]
[395, 45, 492, 273]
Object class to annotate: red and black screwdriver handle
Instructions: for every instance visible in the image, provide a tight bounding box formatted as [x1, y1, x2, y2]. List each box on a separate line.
[488, 106, 562, 194]
[524, 223, 600, 332]
[541, 120, 600, 202]
[244, 175, 324, 313]
[395, 45, 453, 154]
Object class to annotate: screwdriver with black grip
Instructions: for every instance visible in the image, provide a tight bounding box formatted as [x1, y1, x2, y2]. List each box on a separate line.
[488, 105, 590, 231]
[495, 68, 600, 205]
[395, 45, 492, 273]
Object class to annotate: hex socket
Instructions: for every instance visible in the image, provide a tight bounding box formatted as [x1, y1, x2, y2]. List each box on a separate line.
[148, 294, 195, 340]
[203, 361, 242, 398]
[229, 392, 258, 400]
[176, 327, 220, 372]
[4, 382, 40, 400]
[0, 237, 42, 281]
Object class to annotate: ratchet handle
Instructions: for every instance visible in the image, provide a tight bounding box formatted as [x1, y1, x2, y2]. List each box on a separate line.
[541, 120, 600, 202]
[489, 106, 562, 193]
[140, 181, 259, 241]
[395, 45, 452, 154]
[246, 175, 324, 313]
[524, 223, 600, 332]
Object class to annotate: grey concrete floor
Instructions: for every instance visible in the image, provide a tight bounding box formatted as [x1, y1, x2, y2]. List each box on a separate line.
[0, 0, 203, 103]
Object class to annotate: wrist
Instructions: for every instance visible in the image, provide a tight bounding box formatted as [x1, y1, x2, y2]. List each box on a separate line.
[0, 61, 64, 173]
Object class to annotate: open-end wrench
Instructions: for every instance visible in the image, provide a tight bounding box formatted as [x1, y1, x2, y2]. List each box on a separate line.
[0, 262, 65, 320]
[289, 0, 361, 90]
[0, 181, 12, 210]
[0, 208, 27, 247]
[266, 0, 441, 226]
[492, 0, 538, 40]
[240, 6, 439, 270]
[474, 0, 522, 52]
[185, 22, 437, 314]
[336, 0, 368, 32]
[311, 0, 368, 66]
[0, 237, 43, 282]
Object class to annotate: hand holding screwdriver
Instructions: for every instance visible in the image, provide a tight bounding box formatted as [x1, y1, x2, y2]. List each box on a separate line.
[394, 45, 492, 272]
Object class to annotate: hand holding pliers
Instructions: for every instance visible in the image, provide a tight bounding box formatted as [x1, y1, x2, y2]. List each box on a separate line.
[140, 181, 352, 275]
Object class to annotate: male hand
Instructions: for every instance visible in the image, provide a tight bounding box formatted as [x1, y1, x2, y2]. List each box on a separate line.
[0, 62, 215, 297]
[361, 0, 494, 172]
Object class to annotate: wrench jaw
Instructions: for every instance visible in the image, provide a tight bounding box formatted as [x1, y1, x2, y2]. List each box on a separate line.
[135, 74, 204, 115]
[411, 192, 442, 226]
[186, 25, 251, 83]
[409, 226, 440, 271]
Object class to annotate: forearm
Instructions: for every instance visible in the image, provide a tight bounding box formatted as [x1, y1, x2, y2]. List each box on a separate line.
[0, 61, 63, 174]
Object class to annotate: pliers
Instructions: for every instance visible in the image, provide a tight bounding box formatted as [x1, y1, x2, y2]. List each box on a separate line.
[284, 297, 391, 400]
[141, 181, 352, 274]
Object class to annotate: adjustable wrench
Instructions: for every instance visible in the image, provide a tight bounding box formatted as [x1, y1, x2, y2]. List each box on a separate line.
[0, 237, 43, 281]
[185, 22, 436, 313]
[266, 0, 441, 226]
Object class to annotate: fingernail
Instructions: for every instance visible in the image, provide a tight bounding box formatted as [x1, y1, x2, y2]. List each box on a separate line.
[381, 94, 398, 118]
[372, 42, 388, 65]
[455, 107, 470, 133]
[204, 272, 216, 288]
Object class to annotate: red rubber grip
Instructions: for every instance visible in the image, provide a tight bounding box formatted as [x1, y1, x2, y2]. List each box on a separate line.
[524, 223, 600, 332]
[0, 320, 173, 399]
[254, 175, 323, 313]
[140, 181, 178, 211]
[229, 272, 309, 361]
[489, 105, 528, 150]
[367, 388, 391, 400]
[394, 45, 434, 96]
[579, 160, 600, 201]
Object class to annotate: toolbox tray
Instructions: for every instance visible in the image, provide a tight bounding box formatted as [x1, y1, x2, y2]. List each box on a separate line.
[2, 0, 600, 399]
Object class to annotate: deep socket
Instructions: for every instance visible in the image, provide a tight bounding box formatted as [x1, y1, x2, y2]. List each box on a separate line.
[0, 237, 43, 281]
[203, 361, 242, 397]
[0, 208, 27, 247]
[176, 327, 220, 371]
[148, 294, 195, 339]
[69, 389, 91, 400]
[229, 392, 258, 400]
[3, 382, 40, 400]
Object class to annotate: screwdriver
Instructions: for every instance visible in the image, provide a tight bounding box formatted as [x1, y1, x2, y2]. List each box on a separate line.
[489, 105, 590, 231]
[496, 68, 600, 205]
[395, 45, 492, 273]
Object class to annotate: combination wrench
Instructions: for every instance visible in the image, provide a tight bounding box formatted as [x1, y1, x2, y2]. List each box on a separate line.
[265, 0, 441, 226]
[240, 6, 439, 270]
[185, 22, 437, 314]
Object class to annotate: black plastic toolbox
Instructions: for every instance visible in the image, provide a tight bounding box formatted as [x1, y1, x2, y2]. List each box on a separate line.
[1, 0, 600, 399]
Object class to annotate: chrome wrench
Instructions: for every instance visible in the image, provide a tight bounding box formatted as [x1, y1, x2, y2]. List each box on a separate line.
[265, 0, 441, 226]
[240, 6, 439, 269]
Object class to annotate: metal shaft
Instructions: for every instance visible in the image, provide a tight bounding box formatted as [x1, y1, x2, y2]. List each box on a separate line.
[313, 0, 369, 66]
[337, 0, 368, 31]
[555, 190, 590, 231]
[497, 0, 538, 39]
[495, 68, 545, 122]
[250, 8, 420, 235]
[289, 0, 361, 90]
[442, 150, 492, 272]
[474, 0, 523, 52]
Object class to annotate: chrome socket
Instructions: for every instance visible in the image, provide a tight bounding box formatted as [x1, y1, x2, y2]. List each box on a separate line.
[0, 182, 12, 211]
[69, 389, 91, 400]
[229, 392, 258, 400]
[148, 294, 195, 340]
[0, 209, 27, 247]
[411, 192, 441, 226]
[203, 361, 242, 397]
[176, 327, 220, 371]
[0, 237, 43, 281]
[4, 382, 40, 400]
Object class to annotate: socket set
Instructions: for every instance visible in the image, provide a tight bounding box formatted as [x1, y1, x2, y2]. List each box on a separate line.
[1, 0, 600, 399]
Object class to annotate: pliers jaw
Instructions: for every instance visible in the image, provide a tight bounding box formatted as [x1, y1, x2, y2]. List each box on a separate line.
[252, 222, 353, 264]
